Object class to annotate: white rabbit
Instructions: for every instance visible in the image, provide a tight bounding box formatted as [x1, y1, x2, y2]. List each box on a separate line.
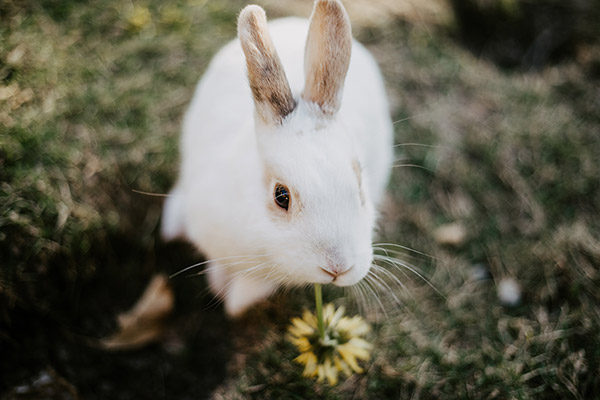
[162, 0, 393, 316]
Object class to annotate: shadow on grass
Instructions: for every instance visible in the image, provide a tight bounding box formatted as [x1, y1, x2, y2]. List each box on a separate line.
[1, 210, 233, 399]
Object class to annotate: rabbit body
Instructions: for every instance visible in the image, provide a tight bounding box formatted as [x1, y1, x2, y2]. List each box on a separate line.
[162, 3, 393, 316]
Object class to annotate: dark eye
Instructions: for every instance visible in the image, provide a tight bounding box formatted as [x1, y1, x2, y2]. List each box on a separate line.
[274, 184, 290, 211]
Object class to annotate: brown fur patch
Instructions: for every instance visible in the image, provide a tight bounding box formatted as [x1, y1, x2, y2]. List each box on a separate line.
[302, 0, 352, 116]
[238, 6, 296, 125]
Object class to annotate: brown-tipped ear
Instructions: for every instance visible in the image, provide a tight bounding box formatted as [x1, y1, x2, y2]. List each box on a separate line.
[302, 0, 352, 116]
[238, 5, 296, 125]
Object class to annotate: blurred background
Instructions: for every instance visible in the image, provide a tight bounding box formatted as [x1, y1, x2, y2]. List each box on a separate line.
[1, 0, 599, 398]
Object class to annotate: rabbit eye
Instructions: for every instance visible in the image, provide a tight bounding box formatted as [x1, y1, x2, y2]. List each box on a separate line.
[274, 184, 290, 211]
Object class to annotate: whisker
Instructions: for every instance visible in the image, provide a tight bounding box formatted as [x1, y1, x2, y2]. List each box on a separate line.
[373, 247, 433, 267]
[363, 274, 389, 319]
[183, 259, 255, 279]
[374, 256, 415, 291]
[203, 290, 226, 311]
[369, 265, 404, 306]
[373, 246, 424, 265]
[262, 264, 281, 282]
[374, 254, 445, 299]
[272, 273, 292, 294]
[389, 163, 434, 173]
[131, 189, 171, 197]
[392, 142, 442, 149]
[171, 260, 215, 279]
[370, 268, 403, 308]
[351, 282, 370, 315]
[373, 242, 438, 260]
[357, 281, 371, 314]
[204, 261, 273, 310]
[374, 254, 418, 279]
[170, 253, 269, 279]
[219, 261, 272, 282]
[373, 263, 408, 293]
[391, 112, 433, 125]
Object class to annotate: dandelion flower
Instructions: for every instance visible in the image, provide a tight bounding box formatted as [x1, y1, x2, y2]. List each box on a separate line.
[287, 284, 373, 385]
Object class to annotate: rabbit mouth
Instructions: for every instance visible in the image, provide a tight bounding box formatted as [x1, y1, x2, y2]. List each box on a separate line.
[319, 265, 358, 285]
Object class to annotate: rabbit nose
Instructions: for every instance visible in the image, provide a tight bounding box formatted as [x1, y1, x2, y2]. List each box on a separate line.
[320, 247, 352, 278]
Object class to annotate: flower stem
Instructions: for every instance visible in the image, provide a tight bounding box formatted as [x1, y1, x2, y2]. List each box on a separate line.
[315, 283, 325, 340]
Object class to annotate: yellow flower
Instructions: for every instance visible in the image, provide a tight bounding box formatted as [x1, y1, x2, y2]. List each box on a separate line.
[287, 303, 373, 385]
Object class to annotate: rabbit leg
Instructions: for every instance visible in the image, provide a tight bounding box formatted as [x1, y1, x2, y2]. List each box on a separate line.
[223, 275, 276, 317]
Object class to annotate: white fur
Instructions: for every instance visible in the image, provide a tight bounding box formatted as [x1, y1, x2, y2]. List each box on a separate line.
[162, 12, 393, 316]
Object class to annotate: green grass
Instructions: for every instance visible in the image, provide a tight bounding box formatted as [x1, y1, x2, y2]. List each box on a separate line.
[1, 0, 599, 398]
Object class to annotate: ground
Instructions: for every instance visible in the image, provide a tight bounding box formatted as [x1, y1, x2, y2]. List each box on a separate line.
[1, 0, 599, 399]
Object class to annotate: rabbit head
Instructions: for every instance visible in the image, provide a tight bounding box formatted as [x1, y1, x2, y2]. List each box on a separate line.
[237, 1, 376, 287]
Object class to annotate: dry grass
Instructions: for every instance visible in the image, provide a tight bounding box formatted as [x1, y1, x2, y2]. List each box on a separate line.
[1, 0, 599, 398]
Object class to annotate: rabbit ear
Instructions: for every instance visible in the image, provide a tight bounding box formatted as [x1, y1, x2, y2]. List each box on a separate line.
[302, 0, 352, 116]
[238, 5, 296, 125]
